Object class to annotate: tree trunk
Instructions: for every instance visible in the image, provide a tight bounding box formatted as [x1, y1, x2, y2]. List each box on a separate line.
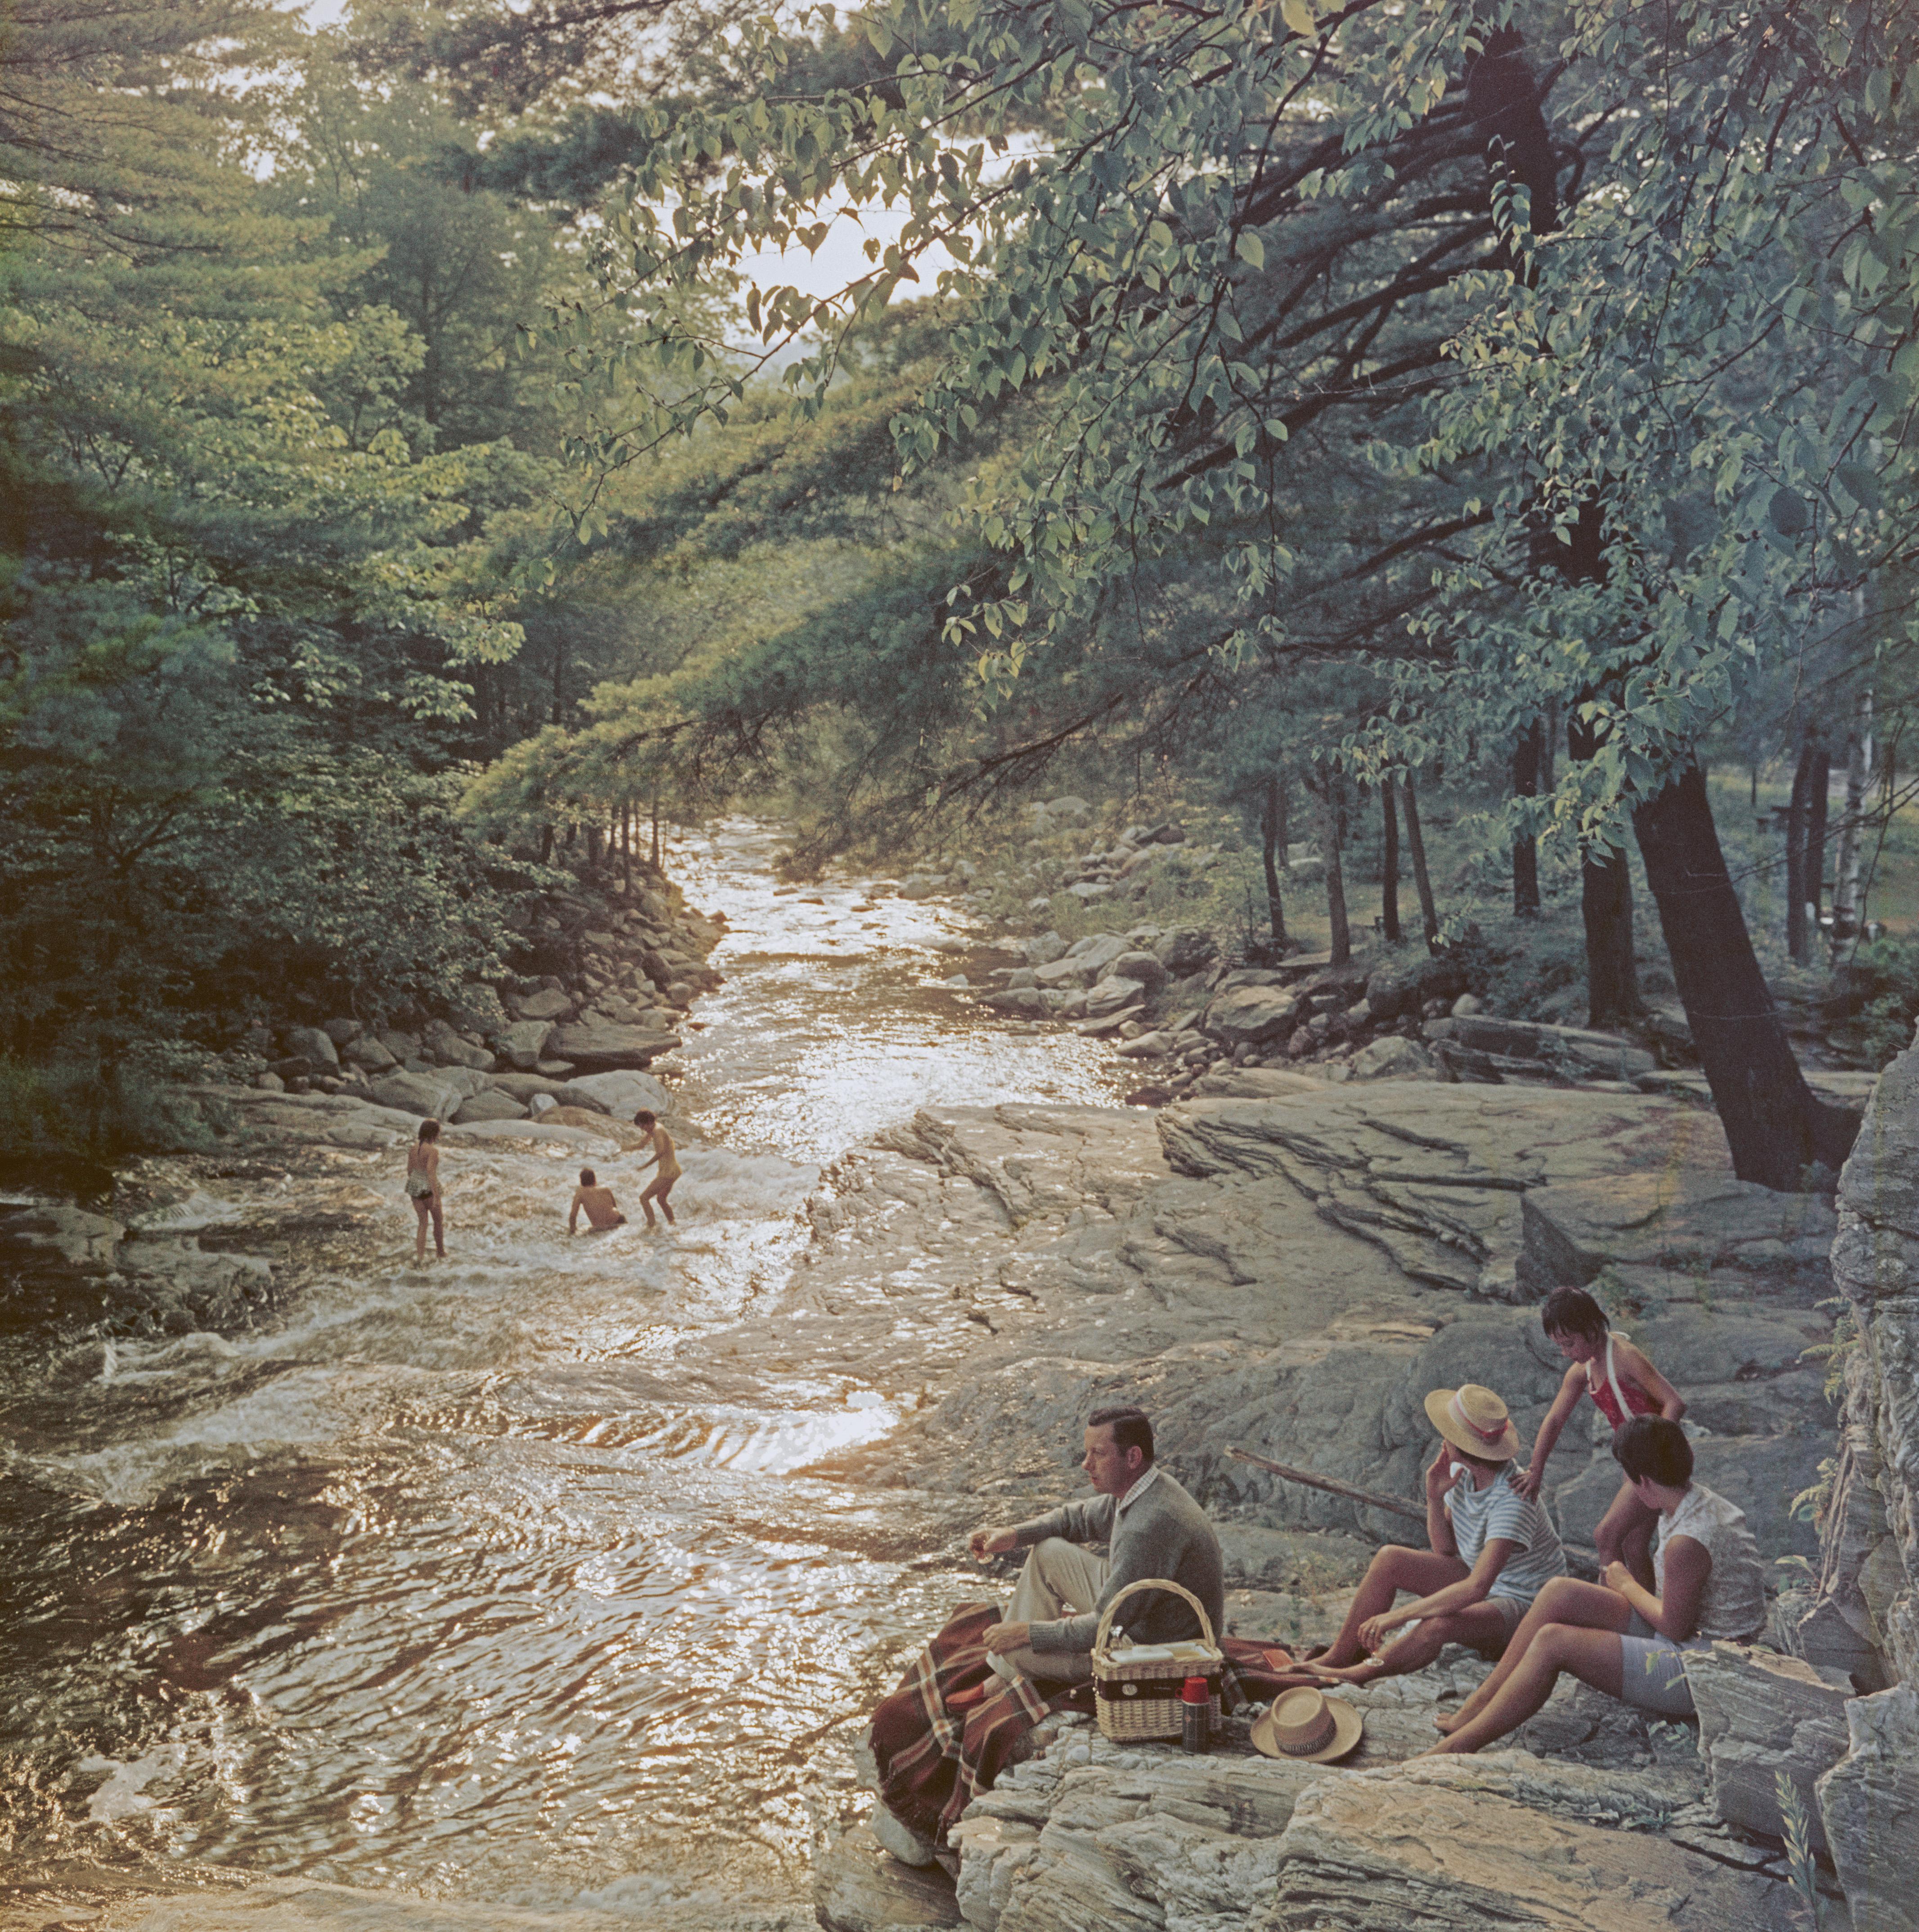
[1806, 744, 1831, 944]
[1785, 741, 1814, 963]
[538, 822, 555, 864]
[1321, 772, 1351, 967]
[650, 787, 662, 869]
[1580, 846, 1642, 1028]
[1512, 720, 1542, 916]
[1834, 687, 1873, 939]
[1260, 775, 1288, 946]
[1632, 763, 1856, 1187]
[1567, 710, 1643, 1026]
[1401, 775, 1440, 951]
[551, 637, 567, 728]
[1380, 775, 1402, 945]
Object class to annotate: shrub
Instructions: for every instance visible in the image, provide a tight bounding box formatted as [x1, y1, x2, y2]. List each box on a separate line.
[0, 1057, 215, 1164]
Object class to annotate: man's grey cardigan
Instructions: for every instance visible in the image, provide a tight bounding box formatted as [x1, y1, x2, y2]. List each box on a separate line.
[1012, 1468, 1225, 1655]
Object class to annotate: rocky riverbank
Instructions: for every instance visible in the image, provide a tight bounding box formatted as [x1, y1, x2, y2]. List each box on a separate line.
[782, 1051, 1918, 1932]
[0, 867, 724, 1341]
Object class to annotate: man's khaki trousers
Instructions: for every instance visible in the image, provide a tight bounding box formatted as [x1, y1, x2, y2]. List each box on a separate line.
[988, 1537, 1107, 1684]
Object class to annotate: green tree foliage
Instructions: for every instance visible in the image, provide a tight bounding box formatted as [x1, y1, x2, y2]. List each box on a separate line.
[0, 1, 566, 1062]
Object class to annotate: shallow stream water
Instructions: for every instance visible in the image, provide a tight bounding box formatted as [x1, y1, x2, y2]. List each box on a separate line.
[0, 821, 1131, 1920]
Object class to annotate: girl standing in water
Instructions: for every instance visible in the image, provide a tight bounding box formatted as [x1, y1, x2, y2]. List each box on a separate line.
[405, 1118, 446, 1263]
[632, 1109, 681, 1229]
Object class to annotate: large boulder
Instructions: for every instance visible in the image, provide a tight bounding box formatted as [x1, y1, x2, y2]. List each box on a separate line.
[1154, 927, 1218, 975]
[551, 1023, 681, 1071]
[1363, 952, 1469, 1023]
[1350, 1036, 1434, 1081]
[1202, 984, 1299, 1048]
[496, 1019, 557, 1069]
[1085, 976, 1147, 1021]
[488, 1073, 570, 1103]
[421, 1018, 494, 1071]
[1109, 950, 1168, 995]
[452, 1089, 529, 1125]
[1683, 1642, 1854, 1853]
[368, 1071, 468, 1119]
[340, 1033, 398, 1074]
[512, 986, 574, 1022]
[282, 1025, 339, 1071]
[1023, 930, 1069, 967]
[1817, 1681, 1919, 1932]
[322, 1017, 362, 1046]
[559, 1070, 673, 1117]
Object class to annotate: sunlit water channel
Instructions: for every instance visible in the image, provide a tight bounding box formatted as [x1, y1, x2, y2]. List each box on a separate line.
[0, 820, 1132, 1920]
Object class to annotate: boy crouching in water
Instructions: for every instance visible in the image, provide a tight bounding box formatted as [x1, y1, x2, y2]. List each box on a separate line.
[568, 1168, 626, 1233]
[1306, 1382, 1566, 1686]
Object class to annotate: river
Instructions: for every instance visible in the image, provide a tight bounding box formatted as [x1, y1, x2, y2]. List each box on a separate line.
[0, 821, 1133, 1923]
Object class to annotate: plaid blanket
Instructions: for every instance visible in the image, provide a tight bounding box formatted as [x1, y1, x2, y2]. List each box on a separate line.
[868, 1600, 1304, 1843]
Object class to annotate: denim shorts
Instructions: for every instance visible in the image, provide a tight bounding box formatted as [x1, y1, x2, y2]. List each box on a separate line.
[1617, 1610, 1710, 1715]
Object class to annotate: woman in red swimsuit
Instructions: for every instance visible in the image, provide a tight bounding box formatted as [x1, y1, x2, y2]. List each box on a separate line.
[1518, 1286, 1685, 1590]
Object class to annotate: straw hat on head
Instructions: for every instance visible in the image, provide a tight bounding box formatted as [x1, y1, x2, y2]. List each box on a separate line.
[1424, 1383, 1524, 1463]
[1251, 1686, 1363, 1764]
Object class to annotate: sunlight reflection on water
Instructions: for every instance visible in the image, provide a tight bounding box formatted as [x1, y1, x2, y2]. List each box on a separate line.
[0, 819, 1134, 1917]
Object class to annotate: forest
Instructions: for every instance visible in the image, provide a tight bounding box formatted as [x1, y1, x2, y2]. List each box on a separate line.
[1, 0, 1915, 1191]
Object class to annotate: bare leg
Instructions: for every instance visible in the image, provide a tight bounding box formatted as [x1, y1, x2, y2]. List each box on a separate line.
[1316, 1547, 1470, 1669]
[1423, 1624, 1626, 1755]
[639, 1179, 664, 1229]
[1434, 1577, 1631, 1731]
[429, 1195, 446, 1258]
[655, 1178, 676, 1226]
[1309, 1600, 1517, 1685]
[414, 1198, 430, 1263]
[1592, 1480, 1660, 1592]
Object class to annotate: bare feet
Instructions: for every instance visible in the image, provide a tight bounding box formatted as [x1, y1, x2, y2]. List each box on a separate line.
[1433, 1708, 1467, 1734]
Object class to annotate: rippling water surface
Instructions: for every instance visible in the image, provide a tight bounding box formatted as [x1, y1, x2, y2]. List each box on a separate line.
[0, 822, 1130, 1918]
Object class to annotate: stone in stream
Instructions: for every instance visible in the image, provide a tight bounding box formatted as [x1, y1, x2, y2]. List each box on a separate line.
[452, 1090, 528, 1124]
[559, 1070, 672, 1117]
[510, 986, 574, 1022]
[550, 1023, 681, 1071]
[368, 1071, 472, 1119]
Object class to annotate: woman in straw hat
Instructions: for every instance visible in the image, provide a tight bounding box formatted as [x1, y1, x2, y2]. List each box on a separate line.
[1424, 1415, 1766, 1753]
[1305, 1383, 1566, 1687]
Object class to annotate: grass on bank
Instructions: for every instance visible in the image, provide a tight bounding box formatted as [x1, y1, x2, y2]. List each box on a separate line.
[0, 1056, 224, 1166]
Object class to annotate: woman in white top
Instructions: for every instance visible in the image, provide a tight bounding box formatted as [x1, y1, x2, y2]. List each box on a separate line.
[1424, 1415, 1767, 1752]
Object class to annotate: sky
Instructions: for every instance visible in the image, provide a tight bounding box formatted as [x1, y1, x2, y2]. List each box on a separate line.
[296, 0, 957, 307]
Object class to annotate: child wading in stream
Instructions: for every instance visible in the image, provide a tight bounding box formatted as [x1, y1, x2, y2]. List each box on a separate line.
[632, 1110, 682, 1229]
[1516, 1287, 1686, 1590]
[404, 1118, 446, 1263]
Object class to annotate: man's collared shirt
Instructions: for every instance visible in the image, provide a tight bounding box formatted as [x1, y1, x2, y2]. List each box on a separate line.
[1116, 1465, 1160, 1514]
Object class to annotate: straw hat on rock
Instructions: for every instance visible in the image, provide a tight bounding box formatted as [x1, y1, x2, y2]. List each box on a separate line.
[1423, 1383, 1524, 1463]
[1251, 1686, 1363, 1764]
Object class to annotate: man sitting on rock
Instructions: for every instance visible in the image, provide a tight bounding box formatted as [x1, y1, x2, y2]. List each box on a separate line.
[1305, 1382, 1566, 1686]
[968, 1405, 1224, 1682]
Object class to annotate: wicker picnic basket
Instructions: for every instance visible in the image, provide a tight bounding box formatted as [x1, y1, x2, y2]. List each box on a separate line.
[1090, 1578, 1224, 1742]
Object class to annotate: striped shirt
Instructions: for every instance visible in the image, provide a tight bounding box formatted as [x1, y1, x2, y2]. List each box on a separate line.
[1445, 1465, 1568, 1604]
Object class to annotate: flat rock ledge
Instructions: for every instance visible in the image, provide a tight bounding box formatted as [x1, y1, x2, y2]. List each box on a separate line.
[817, 1657, 1836, 1932]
